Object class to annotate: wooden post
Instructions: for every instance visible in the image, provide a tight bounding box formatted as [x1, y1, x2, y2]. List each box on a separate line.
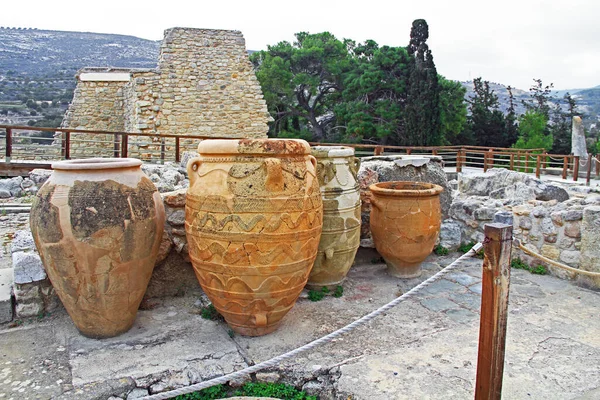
[406, 148, 412, 155]
[586, 156, 593, 186]
[542, 152, 548, 169]
[457, 149, 464, 173]
[432, 148, 438, 156]
[475, 223, 513, 400]
[562, 156, 568, 180]
[121, 134, 128, 158]
[175, 137, 181, 163]
[5, 127, 12, 162]
[488, 149, 494, 169]
[160, 137, 166, 164]
[483, 151, 488, 172]
[535, 154, 541, 178]
[64, 131, 71, 160]
[573, 156, 579, 182]
[525, 152, 529, 172]
[374, 146, 384, 156]
[509, 154, 514, 171]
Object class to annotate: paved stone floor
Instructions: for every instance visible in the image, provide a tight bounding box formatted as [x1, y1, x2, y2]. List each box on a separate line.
[0, 249, 599, 399]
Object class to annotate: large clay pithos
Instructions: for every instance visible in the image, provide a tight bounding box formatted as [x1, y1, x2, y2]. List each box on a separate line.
[308, 146, 361, 288]
[185, 139, 322, 336]
[369, 181, 443, 278]
[29, 158, 165, 338]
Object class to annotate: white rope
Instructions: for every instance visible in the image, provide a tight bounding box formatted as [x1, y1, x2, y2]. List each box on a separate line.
[142, 244, 483, 400]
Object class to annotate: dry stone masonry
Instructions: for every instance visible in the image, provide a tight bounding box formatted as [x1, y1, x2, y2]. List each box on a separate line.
[61, 28, 271, 158]
[444, 168, 600, 288]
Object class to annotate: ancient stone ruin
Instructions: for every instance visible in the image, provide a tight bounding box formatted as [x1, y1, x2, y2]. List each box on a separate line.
[61, 28, 271, 158]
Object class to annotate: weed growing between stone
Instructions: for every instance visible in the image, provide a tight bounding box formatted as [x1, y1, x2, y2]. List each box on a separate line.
[333, 285, 344, 298]
[511, 257, 547, 275]
[199, 304, 223, 321]
[174, 382, 317, 400]
[308, 285, 344, 301]
[433, 244, 449, 256]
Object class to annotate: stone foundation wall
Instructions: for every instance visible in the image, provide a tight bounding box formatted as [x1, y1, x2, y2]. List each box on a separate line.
[61, 28, 271, 159]
[441, 169, 600, 286]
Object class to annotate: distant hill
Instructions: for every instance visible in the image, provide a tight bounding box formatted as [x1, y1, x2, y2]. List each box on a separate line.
[0, 27, 159, 125]
[460, 81, 600, 129]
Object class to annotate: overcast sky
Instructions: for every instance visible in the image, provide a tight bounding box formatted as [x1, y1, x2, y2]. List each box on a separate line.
[2, 0, 599, 90]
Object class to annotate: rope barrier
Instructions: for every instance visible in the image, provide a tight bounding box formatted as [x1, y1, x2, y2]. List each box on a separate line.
[142, 244, 483, 400]
[514, 238, 600, 277]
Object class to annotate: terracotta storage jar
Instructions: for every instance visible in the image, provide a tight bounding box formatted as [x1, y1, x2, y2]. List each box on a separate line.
[369, 181, 443, 278]
[29, 158, 165, 338]
[185, 139, 323, 336]
[308, 146, 361, 288]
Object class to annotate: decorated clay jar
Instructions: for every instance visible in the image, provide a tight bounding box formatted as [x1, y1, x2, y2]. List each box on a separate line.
[185, 139, 322, 336]
[30, 158, 165, 338]
[308, 146, 361, 288]
[369, 181, 443, 278]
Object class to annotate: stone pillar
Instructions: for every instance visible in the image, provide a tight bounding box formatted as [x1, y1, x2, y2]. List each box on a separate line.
[571, 116, 588, 161]
[578, 205, 600, 290]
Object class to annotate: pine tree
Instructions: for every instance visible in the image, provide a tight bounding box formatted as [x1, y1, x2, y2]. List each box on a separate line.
[404, 19, 441, 146]
[505, 86, 519, 146]
[467, 78, 507, 147]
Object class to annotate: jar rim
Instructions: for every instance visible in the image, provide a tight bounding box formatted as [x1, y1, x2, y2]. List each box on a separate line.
[197, 139, 311, 156]
[51, 158, 142, 170]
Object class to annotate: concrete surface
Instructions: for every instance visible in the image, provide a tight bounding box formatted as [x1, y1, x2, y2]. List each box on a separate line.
[0, 248, 599, 399]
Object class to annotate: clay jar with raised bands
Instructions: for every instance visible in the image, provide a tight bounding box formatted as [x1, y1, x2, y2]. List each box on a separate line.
[30, 158, 165, 338]
[308, 146, 361, 288]
[369, 181, 443, 278]
[185, 139, 323, 336]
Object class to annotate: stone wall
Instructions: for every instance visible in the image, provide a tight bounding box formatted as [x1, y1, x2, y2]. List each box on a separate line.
[442, 169, 600, 287]
[61, 28, 271, 159]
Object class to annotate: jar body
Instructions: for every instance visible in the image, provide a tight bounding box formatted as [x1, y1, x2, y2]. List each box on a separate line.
[30, 158, 165, 338]
[185, 139, 322, 336]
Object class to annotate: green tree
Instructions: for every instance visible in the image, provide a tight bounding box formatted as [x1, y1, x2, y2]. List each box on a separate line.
[404, 19, 442, 145]
[522, 78, 554, 119]
[505, 85, 519, 146]
[250, 32, 350, 140]
[466, 78, 507, 147]
[438, 76, 467, 145]
[550, 92, 578, 154]
[514, 110, 553, 150]
[334, 42, 411, 144]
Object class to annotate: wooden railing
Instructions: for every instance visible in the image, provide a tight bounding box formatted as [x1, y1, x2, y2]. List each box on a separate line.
[1, 124, 598, 184]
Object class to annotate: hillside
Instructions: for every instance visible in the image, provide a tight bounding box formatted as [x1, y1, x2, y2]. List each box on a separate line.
[460, 81, 600, 129]
[0, 27, 159, 126]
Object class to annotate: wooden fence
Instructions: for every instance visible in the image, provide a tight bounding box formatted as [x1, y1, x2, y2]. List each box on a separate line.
[1, 124, 598, 184]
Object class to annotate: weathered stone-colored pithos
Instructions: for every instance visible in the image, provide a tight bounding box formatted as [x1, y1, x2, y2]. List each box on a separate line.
[308, 146, 361, 288]
[185, 139, 323, 336]
[61, 28, 271, 159]
[29, 159, 165, 338]
[370, 181, 443, 278]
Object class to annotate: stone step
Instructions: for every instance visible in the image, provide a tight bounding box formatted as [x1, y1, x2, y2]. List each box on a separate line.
[0, 268, 14, 323]
[0, 204, 31, 214]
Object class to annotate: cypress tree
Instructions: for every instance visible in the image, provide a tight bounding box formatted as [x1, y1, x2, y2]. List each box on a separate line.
[404, 19, 441, 146]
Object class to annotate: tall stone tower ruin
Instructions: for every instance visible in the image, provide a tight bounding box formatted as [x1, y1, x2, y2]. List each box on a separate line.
[62, 28, 271, 159]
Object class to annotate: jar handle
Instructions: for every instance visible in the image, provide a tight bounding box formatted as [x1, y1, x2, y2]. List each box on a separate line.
[350, 157, 361, 180]
[187, 157, 202, 187]
[264, 158, 284, 192]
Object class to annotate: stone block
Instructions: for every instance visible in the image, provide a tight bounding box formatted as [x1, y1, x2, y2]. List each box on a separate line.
[578, 206, 600, 289]
[519, 217, 532, 230]
[564, 221, 581, 238]
[16, 301, 43, 318]
[11, 229, 35, 253]
[0, 268, 14, 323]
[559, 250, 580, 266]
[474, 207, 497, 221]
[541, 245, 560, 260]
[12, 251, 47, 284]
[439, 219, 462, 251]
[493, 211, 513, 226]
[163, 189, 187, 208]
